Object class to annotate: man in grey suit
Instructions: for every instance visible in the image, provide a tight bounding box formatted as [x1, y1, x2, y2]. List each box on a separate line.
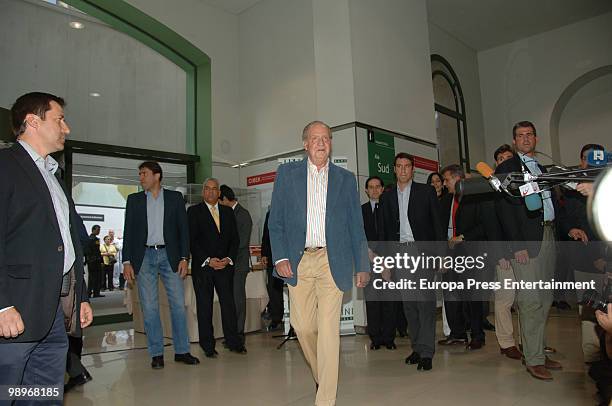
[269, 121, 370, 406]
[220, 185, 253, 342]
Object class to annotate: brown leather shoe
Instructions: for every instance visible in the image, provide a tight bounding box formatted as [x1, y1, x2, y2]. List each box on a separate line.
[500, 346, 522, 360]
[467, 340, 484, 350]
[544, 357, 562, 370]
[525, 365, 553, 380]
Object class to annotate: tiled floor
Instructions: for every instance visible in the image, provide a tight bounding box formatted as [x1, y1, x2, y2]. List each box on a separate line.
[66, 312, 600, 406]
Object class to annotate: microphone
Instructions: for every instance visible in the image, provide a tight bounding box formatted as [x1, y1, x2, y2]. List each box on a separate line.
[587, 149, 611, 167]
[456, 176, 499, 197]
[525, 193, 542, 211]
[476, 162, 504, 192]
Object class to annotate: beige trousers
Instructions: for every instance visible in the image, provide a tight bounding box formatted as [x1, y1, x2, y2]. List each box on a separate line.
[495, 264, 517, 349]
[288, 248, 343, 406]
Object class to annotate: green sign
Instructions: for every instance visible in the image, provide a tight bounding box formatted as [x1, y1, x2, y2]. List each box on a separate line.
[367, 131, 395, 186]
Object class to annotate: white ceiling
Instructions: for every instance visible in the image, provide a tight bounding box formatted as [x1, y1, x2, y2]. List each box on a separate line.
[427, 0, 612, 51]
[198, 0, 612, 51]
[198, 0, 262, 14]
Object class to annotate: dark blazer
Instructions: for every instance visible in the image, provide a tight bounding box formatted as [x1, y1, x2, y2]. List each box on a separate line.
[494, 155, 558, 256]
[187, 202, 239, 272]
[122, 189, 189, 274]
[261, 210, 272, 270]
[361, 201, 379, 242]
[233, 203, 253, 273]
[0, 143, 88, 343]
[451, 195, 486, 241]
[442, 193, 509, 261]
[268, 159, 369, 292]
[378, 182, 445, 242]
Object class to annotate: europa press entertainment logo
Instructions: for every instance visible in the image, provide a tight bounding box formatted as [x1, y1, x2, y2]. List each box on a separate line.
[587, 148, 612, 167]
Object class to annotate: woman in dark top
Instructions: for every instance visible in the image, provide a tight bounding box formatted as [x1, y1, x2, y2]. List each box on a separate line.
[427, 172, 446, 200]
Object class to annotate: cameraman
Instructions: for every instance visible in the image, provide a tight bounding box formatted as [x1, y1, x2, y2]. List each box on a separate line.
[595, 303, 612, 334]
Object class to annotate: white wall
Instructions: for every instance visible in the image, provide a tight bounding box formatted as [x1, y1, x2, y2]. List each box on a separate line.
[125, 0, 241, 163]
[0, 0, 186, 153]
[348, 0, 437, 144]
[238, 0, 317, 161]
[312, 0, 356, 126]
[558, 73, 612, 165]
[428, 23, 486, 166]
[478, 12, 612, 165]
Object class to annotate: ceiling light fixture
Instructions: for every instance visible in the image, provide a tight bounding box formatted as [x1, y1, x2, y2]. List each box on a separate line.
[69, 21, 84, 29]
[89, 92, 101, 97]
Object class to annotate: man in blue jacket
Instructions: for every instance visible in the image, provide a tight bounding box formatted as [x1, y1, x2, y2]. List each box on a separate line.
[269, 121, 369, 406]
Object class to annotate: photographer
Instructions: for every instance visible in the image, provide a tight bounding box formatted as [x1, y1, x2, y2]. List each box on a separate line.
[589, 280, 612, 406]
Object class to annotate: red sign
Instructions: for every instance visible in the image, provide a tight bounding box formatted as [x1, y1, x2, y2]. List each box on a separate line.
[413, 156, 439, 172]
[247, 171, 276, 187]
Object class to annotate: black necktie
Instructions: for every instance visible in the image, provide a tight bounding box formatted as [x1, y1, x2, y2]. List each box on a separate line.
[373, 203, 379, 233]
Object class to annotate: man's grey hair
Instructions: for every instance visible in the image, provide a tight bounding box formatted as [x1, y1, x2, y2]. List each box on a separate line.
[302, 120, 333, 142]
[202, 177, 220, 188]
[441, 164, 465, 179]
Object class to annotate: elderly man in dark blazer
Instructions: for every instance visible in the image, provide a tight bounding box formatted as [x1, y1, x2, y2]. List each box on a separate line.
[188, 178, 246, 357]
[122, 161, 199, 369]
[0, 92, 92, 394]
[269, 121, 369, 406]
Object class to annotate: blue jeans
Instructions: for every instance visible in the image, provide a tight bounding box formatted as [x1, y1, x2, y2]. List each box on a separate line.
[137, 248, 190, 357]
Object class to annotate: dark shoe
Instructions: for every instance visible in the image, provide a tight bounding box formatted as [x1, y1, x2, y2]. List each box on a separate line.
[482, 319, 495, 331]
[544, 357, 562, 370]
[556, 301, 571, 310]
[230, 346, 247, 354]
[204, 350, 218, 358]
[385, 343, 397, 350]
[93, 294, 105, 298]
[64, 372, 91, 392]
[467, 340, 484, 350]
[500, 346, 522, 360]
[151, 356, 164, 369]
[369, 342, 381, 350]
[268, 323, 283, 332]
[175, 353, 200, 365]
[544, 346, 557, 354]
[405, 352, 421, 365]
[526, 365, 553, 380]
[397, 330, 408, 338]
[438, 337, 467, 345]
[417, 358, 432, 371]
[83, 369, 92, 382]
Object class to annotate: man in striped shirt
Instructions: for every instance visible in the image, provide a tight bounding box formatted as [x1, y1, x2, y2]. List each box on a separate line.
[269, 121, 369, 406]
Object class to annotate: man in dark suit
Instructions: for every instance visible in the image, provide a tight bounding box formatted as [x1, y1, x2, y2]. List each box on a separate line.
[188, 178, 246, 358]
[0, 92, 92, 393]
[362, 176, 396, 350]
[378, 152, 444, 371]
[122, 161, 199, 369]
[261, 209, 284, 331]
[269, 121, 370, 405]
[494, 121, 562, 380]
[438, 164, 489, 350]
[86, 224, 103, 298]
[219, 184, 253, 342]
